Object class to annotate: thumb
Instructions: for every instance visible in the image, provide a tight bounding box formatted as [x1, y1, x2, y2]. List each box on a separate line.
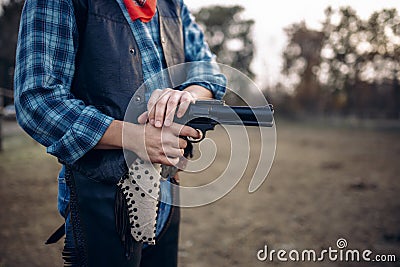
[137, 111, 149, 125]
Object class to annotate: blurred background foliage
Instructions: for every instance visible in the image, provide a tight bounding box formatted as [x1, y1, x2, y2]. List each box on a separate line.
[278, 7, 400, 118]
[193, 5, 255, 79]
[0, 1, 399, 118]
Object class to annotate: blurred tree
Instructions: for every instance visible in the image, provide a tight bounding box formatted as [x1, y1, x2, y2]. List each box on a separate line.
[319, 7, 362, 114]
[280, 6, 400, 118]
[0, 0, 24, 104]
[194, 5, 255, 79]
[320, 7, 400, 117]
[365, 8, 400, 118]
[282, 22, 324, 113]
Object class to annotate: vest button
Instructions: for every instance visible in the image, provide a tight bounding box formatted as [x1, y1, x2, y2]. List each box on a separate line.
[161, 37, 166, 44]
[129, 48, 136, 55]
[135, 96, 141, 102]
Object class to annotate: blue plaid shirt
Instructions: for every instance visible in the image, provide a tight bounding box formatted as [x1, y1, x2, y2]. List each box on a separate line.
[14, 0, 225, 164]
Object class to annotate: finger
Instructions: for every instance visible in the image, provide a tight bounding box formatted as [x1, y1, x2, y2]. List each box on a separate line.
[147, 89, 163, 125]
[179, 125, 201, 139]
[165, 132, 187, 149]
[164, 92, 181, 127]
[169, 123, 198, 137]
[178, 138, 187, 149]
[162, 147, 184, 158]
[137, 111, 148, 124]
[158, 156, 179, 166]
[177, 93, 195, 118]
[168, 123, 186, 136]
[154, 91, 172, 127]
[169, 136, 187, 149]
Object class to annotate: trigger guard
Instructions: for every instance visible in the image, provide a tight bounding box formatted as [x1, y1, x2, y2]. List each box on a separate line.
[187, 129, 204, 143]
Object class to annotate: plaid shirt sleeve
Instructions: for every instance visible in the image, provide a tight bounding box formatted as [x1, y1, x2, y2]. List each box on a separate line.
[14, 0, 114, 164]
[180, 1, 226, 100]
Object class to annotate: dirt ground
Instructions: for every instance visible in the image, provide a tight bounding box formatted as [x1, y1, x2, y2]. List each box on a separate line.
[0, 119, 399, 267]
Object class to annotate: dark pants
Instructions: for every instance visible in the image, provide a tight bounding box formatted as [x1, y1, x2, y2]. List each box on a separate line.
[63, 168, 180, 267]
[141, 204, 180, 267]
[63, 204, 180, 267]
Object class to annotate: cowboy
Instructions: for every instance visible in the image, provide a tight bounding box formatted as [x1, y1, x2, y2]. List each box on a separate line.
[14, 0, 225, 266]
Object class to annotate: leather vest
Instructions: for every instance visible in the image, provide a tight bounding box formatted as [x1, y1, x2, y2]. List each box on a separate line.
[69, 0, 185, 183]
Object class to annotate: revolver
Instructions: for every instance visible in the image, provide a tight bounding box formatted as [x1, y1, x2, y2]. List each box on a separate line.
[160, 100, 274, 178]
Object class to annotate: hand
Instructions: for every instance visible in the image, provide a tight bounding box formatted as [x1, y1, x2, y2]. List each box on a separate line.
[138, 88, 195, 128]
[124, 122, 200, 166]
[96, 86, 212, 155]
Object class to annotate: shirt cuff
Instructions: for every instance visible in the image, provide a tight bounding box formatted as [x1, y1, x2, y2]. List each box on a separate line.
[47, 107, 114, 164]
[178, 81, 225, 100]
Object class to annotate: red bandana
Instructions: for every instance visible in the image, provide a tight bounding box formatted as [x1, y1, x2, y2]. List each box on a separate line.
[123, 0, 157, 23]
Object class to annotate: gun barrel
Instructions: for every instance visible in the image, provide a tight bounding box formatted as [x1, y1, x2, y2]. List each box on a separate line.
[208, 105, 274, 127]
[174, 100, 274, 142]
[182, 100, 274, 127]
[176, 100, 274, 130]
